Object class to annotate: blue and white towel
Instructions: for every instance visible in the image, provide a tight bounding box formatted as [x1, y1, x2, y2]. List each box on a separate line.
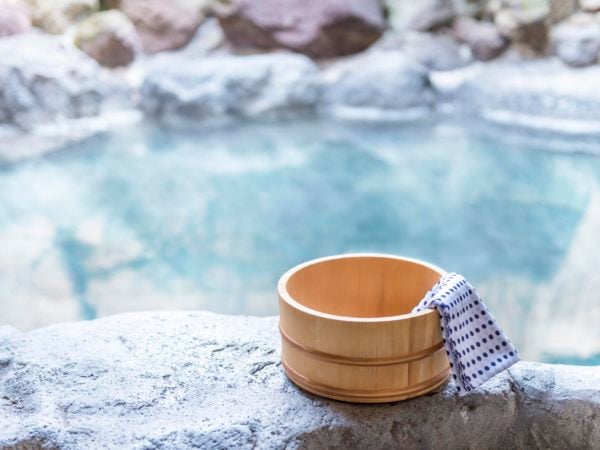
[413, 272, 520, 395]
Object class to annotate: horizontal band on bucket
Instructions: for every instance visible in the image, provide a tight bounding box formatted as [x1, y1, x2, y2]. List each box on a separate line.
[279, 325, 444, 366]
[282, 359, 451, 401]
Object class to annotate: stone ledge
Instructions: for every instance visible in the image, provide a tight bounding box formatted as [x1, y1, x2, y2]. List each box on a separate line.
[447, 59, 600, 135]
[0, 311, 598, 449]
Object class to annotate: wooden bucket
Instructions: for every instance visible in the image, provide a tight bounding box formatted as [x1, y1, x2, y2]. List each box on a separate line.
[278, 254, 450, 403]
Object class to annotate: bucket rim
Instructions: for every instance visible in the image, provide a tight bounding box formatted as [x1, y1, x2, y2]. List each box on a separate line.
[277, 253, 446, 323]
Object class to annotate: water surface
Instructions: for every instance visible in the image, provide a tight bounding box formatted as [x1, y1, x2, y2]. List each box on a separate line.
[1, 118, 599, 364]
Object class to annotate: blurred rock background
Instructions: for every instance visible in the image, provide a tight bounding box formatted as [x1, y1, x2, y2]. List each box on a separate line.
[0, 0, 597, 68]
[1, 0, 599, 137]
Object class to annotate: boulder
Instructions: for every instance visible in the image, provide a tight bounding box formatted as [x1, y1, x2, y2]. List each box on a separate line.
[320, 51, 435, 118]
[386, 0, 456, 31]
[551, 13, 600, 67]
[0, 311, 599, 449]
[0, 2, 31, 36]
[140, 53, 320, 123]
[0, 32, 130, 130]
[217, 0, 385, 58]
[25, 0, 98, 34]
[453, 17, 510, 61]
[580, 0, 600, 13]
[548, 0, 577, 23]
[495, 9, 548, 53]
[375, 31, 472, 71]
[119, 0, 208, 53]
[493, 1, 550, 53]
[74, 10, 141, 67]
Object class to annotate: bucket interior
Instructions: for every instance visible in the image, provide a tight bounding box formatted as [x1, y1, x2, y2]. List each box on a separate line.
[285, 256, 442, 318]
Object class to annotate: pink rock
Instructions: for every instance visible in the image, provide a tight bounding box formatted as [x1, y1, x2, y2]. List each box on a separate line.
[74, 10, 141, 68]
[0, 3, 31, 37]
[217, 0, 385, 58]
[453, 17, 509, 62]
[120, 0, 205, 54]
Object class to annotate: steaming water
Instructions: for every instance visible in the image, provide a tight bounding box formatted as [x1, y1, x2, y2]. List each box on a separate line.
[1, 118, 599, 364]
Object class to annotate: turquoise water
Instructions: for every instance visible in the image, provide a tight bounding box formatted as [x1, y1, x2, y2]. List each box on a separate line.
[1, 118, 599, 364]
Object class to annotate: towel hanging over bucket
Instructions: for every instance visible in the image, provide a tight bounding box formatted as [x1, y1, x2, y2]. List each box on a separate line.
[413, 272, 520, 395]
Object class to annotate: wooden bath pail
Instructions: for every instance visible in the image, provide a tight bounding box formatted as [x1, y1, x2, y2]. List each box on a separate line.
[278, 254, 451, 403]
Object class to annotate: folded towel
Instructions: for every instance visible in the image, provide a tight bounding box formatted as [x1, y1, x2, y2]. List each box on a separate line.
[412, 272, 520, 395]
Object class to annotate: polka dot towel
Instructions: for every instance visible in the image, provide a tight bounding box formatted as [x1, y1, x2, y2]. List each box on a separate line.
[412, 272, 520, 395]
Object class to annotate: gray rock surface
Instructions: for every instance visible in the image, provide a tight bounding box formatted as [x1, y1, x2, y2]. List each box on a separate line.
[451, 59, 600, 133]
[320, 51, 435, 119]
[1, 311, 598, 449]
[453, 17, 509, 61]
[0, 32, 132, 131]
[139, 53, 321, 123]
[140, 49, 435, 123]
[374, 31, 472, 71]
[551, 13, 600, 68]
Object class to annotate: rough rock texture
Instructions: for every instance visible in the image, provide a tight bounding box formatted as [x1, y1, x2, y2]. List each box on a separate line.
[0, 2, 31, 36]
[135, 47, 435, 120]
[25, 0, 98, 34]
[451, 59, 600, 132]
[551, 13, 600, 67]
[0, 311, 599, 449]
[0, 32, 131, 130]
[453, 17, 509, 61]
[217, 0, 385, 58]
[120, 0, 207, 53]
[140, 53, 320, 123]
[321, 51, 435, 118]
[375, 31, 472, 71]
[74, 10, 141, 67]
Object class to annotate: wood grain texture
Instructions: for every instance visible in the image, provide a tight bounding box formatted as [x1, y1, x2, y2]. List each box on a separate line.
[278, 254, 450, 403]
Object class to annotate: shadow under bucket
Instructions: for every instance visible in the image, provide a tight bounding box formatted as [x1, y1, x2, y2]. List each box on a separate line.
[277, 254, 451, 403]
